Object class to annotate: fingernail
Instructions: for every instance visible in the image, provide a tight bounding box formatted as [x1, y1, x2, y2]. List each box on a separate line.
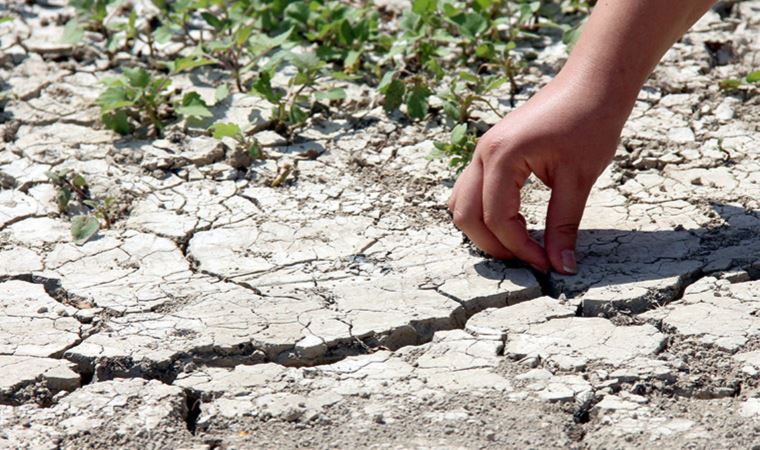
[561, 249, 577, 274]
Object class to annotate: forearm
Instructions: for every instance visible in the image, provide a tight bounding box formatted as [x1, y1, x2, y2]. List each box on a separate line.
[556, 0, 716, 116]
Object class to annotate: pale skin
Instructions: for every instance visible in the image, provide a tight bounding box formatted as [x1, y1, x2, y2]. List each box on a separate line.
[448, 0, 717, 274]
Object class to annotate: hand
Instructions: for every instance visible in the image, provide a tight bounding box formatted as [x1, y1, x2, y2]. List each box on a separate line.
[447, 76, 628, 274]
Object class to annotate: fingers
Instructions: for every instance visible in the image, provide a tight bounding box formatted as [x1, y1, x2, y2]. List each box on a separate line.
[449, 159, 515, 260]
[481, 158, 551, 272]
[544, 173, 594, 274]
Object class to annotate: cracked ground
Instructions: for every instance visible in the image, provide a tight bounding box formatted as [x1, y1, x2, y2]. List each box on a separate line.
[1, 1, 760, 449]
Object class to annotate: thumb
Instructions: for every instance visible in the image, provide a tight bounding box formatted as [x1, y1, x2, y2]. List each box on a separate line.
[544, 174, 593, 275]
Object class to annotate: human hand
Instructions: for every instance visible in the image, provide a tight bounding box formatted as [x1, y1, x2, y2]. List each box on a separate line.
[447, 76, 629, 274]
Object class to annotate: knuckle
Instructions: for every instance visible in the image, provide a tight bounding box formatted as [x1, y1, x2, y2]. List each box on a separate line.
[482, 211, 501, 229]
[552, 222, 580, 237]
[475, 135, 502, 160]
[451, 210, 473, 229]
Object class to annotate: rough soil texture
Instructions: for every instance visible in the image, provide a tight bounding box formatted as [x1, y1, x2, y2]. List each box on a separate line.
[1, 1, 760, 449]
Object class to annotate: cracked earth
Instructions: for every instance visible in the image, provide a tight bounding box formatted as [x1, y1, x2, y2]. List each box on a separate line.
[1, 1, 760, 449]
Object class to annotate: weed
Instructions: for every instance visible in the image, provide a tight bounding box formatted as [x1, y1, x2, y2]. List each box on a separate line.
[46, 171, 115, 245]
[97, 67, 173, 135]
[438, 72, 507, 123]
[720, 70, 760, 91]
[63, 0, 592, 174]
[432, 123, 478, 175]
[251, 50, 346, 136]
[211, 121, 262, 159]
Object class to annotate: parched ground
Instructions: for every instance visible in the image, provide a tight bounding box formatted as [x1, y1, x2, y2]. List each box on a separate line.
[1, 1, 760, 449]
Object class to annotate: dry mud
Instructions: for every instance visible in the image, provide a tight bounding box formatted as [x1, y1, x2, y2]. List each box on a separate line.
[1, 1, 760, 449]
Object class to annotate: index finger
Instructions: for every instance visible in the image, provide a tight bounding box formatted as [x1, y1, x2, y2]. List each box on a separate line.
[481, 158, 550, 272]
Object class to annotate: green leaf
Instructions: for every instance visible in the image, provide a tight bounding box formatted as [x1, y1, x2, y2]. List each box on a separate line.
[97, 86, 134, 113]
[344, 50, 361, 70]
[412, 0, 437, 15]
[46, 170, 66, 185]
[458, 71, 479, 83]
[483, 76, 508, 93]
[251, 71, 284, 103]
[210, 122, 242, 140]
[451, 123, 467, 146]
[201, 12, 224, 30]
[0, 15, 13, 25]
[61, 20, 84, 44]
[234, 24, 255, 46]
[407, 83, 431, 119]
[288, 51, 322, 72]
[71, 215, 100, 246]
[442, 2, 460, 17]
[71, 174, 88, 189]
[177, 92, 212, 118]
[475, 42, 494, 59]
[56, 187, 71, 212]
[215, 84, 230, 103]
[127, 10, 137, 38]
[288, 104, 308, 124]
[315, 88, 346, 101]
[338, 19, 354, 45]
[248, 142, 262, 159]
[331, 71, 361, 81]
[148, 76, 171, 96]
[563, 22, 584, 50]
[177, 104, 213, 118]
[719, 79, 742, 90]
[442, 100, 460, 121]
[122, 67, 151, 88]
[284, 2, 310, 24]
[249, 28, 293, 55]
[154, 25, 172, 44]
[746, 70, 760, 84]
[425, 59, 445, 79]
[206, 38, 233, 51]
[378, 72, 395, 92]
[383, 79, 405, 112]
[102, 110, 132, 134]
[106, 32, 125, 53]
[168, 56, 215, 74]
[450, 12, 487, 39]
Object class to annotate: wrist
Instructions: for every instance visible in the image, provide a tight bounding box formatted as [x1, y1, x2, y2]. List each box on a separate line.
[553, 60, 640, 128]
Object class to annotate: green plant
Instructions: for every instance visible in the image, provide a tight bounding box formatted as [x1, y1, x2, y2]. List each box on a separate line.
[433, 123, 478, 175]
[251, 51, 345, 135]
[378, 72, 432, 120]
[63, 0, 116, 44]
[62, 0, 143, 56]
[374, 0, 527, 120]
[164, 1, 293, 92]
[96, 67, 173, 135]
[46, 171, 115, 245]
[61, 0, 591, 176]
[210, 121, 262, 159]
[719, 70, 760, 90]
[97, 65, 214, 134]
[282, 1, 379, 73]
[196, 1, 258, 91]
[438, 72, 507, 123]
